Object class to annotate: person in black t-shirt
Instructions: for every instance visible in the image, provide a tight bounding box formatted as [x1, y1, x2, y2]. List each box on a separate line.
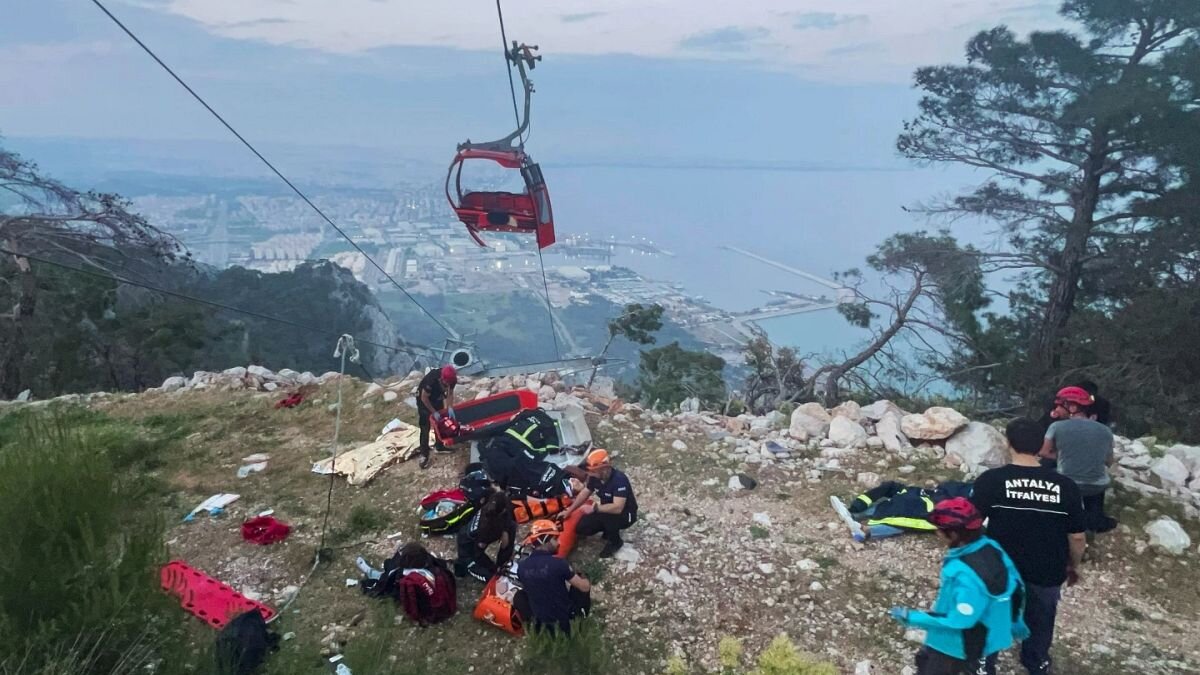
[414, 365, 458, 470]
[972, 418, 1087, 675]
[558, 449, 638, 557]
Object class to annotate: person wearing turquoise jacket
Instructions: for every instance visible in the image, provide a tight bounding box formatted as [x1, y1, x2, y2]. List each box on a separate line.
[888, 497, 1030, 675]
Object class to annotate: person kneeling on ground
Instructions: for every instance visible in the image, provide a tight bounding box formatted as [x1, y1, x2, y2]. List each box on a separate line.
[455, 491, 516, 582]
[517, 529, 592, 635]
[888, 498, 1029, 675]
[557, 449, 638, 558]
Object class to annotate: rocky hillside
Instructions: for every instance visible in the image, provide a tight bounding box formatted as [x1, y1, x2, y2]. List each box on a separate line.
[6, 368, 1200, 674]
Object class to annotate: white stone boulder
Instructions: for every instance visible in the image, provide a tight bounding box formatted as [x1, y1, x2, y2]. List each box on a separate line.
[161, 376, 188, 392]
[276, 368, 301, 381]
[222, 366, 247, 378]
[1145, 517, 1192, 555]
[876, 413, 910, 453]
[945, 422, 1010, 472]
[789, 403, 832, 441]
[247, 365, 275, 380]
[382, 390, 398, 403]
[830, 400, 862, 422]
[1166, 444, 1200, 477]
[860, 399, 904, 421]
[1150, 455, 1190, 488]
[829, 416, 869, 449]
[902, 407, 969, 441]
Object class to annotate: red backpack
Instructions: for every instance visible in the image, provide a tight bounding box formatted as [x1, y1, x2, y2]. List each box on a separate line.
[398, 557, 457, 626]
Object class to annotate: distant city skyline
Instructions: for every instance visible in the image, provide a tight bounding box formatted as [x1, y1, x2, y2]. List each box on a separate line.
[3, 0, 1065, 169]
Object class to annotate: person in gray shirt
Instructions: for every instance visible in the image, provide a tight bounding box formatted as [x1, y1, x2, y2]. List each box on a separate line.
[1041, 386, 1117, 539]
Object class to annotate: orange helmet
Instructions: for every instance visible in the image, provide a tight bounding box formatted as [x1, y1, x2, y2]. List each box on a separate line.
[522, 519, 560, 547]
[584, 448, 610, 470]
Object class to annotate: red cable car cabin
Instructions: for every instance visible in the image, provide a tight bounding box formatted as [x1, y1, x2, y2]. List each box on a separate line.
[446, 147, 555, 250]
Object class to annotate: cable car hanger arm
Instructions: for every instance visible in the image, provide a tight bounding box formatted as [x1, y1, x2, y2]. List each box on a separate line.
[458, 42, 540, 153]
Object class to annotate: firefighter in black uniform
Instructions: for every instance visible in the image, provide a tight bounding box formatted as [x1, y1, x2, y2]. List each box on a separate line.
[415, 365, 457, 469]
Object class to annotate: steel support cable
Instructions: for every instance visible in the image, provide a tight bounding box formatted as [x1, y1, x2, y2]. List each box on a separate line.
[88, 0, 457, 340]
[495, 0, 524, 143]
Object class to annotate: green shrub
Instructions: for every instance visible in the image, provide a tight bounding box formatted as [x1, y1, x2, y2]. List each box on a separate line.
[718, 636, 744, 673]
[0, 413, 181, 674]
[751, 635, 836, 675]
[662, 654, 690, 675]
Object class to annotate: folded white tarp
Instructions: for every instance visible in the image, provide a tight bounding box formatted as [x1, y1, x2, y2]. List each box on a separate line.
[312, 424, 421, 486]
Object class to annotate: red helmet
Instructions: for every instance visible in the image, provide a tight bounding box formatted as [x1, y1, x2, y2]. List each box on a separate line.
[929, 497, 983, 531]
[1055, 386, 1093, 407]
[440, 365, 458, 385]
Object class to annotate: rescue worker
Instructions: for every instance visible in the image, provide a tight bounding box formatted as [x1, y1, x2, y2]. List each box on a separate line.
[973, 418, 1087, 675]
[888, 498, 1029, 675]
[1040, 386, 1117, 538]
[557, 449, 637, 558]
[415, 365, 457, 470]
[517, 524, 592, 635]
[455, 491, 515, 582]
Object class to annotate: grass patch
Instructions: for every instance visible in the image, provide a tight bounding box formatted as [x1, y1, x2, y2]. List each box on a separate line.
[0, 408, 192, 674]
[749, 525, 770, 540]
[523, 618, 612, 675]
[577, 558, 609, 585]
[343, 504, 388, 535]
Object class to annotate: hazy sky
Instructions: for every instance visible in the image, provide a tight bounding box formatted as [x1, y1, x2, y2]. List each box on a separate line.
[1, 0, 1066, 166]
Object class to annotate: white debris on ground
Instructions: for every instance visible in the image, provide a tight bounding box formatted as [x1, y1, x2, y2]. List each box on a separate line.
[6, 368, 1200, 673]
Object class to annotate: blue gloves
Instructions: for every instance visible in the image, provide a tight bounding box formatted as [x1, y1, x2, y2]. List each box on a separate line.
[887, 607, 909, 622]
[447, 407, 457, 421]
[433, 411, 443, 422]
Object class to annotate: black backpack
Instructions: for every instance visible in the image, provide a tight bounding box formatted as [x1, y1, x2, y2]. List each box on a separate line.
[215, 610, 279, 675]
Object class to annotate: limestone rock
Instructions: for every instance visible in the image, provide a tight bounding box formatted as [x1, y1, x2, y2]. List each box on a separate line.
[247, 365, 275, 380]
[876, 413, 910, 453]
[945, 422, 1009, 472]
[856, 472, 882, 488]
[382, 390, 398, 403]
[591, 376, 616, 399]
[655, 568, 682, 585]
[830, 400, 862, 421]
[1145, 517, 1192, 555]
[902, 407, 969, 441]
[728, 474, 758, 490]
[671, 439, 688, 451]
[789, 403, 831, 441]
[680, 397, 700, 414]
[1166, 444, 1200, 477]
[361, 383, 383, 399]
[15, 389, 31, 403]
[161, 376, 187, 392]
[1150, 455, 1190, 488]
[829, 416, 869, 449]
[861, 400, 903, 421]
